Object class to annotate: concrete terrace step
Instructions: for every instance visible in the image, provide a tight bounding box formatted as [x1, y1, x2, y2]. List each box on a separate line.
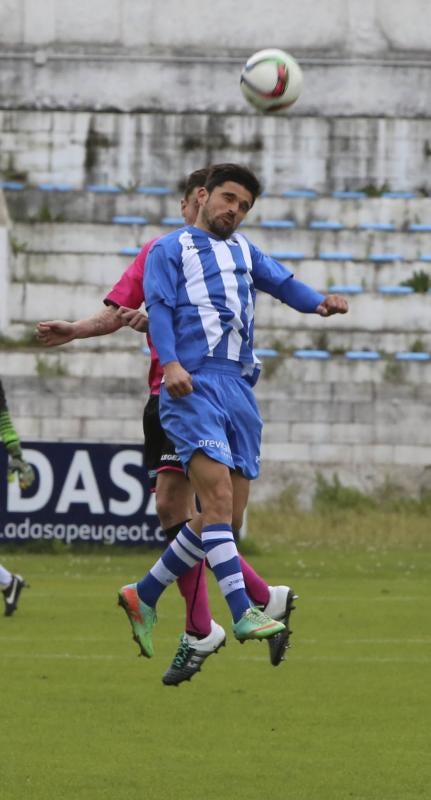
[255, 327, 431, 354]
[5, 187, 431, 228]
[9, 280, 430, 329]
[255, 292, 430, 335]
[12, 251, 430, 292]
[5, 320, 429, 358]
[1, 347, 430, 386]
[12, 221, 431, 261]
[12, 251, 132, 288]
[0, 375, 146, 443]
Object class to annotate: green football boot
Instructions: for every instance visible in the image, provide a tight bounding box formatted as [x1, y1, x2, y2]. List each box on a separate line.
[118, 583, 156, 658]
[232, 606, 285, 643]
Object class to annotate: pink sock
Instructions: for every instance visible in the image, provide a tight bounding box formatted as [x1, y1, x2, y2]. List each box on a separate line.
[240, 556, 270, 606]
[177, 560, 212, 637]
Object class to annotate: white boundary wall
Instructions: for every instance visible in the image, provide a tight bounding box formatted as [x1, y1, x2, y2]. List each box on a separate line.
[0, 0, 430, 116]
[0, 191, 10, 332]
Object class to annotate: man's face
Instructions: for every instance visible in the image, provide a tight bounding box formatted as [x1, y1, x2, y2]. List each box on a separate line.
[180, 187, 201, 225]
[195, 181, 253, 239]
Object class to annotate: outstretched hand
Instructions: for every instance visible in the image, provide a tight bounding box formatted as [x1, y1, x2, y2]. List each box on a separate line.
[36, 320, 74, 346]
[315, 295, 349, 317]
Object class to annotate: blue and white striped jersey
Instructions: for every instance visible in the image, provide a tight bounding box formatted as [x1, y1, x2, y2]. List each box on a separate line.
[144, 225, 296, 377]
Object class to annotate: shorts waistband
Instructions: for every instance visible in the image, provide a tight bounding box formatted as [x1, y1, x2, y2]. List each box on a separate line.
[200, 356, 243, 375]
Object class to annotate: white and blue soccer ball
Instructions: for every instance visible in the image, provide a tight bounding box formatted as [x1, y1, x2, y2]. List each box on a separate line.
[240, 48, 303, 113]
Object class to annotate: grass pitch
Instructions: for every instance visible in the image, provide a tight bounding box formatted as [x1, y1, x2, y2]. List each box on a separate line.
[1, 532, 430, 800]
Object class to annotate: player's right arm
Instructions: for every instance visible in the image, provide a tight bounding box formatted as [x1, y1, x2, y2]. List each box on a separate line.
[144, 239, 193, 397]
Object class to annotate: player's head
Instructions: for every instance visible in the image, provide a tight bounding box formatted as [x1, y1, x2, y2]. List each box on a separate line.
[180, 168, 210, 224]
[196, 163, 262, 239]
[204, 163, 262, 205]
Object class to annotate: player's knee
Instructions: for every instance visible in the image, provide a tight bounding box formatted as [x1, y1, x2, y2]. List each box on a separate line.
[156, 490, 193, 530]
[201, 482, 233, 520]
[156, 494, 178, 529]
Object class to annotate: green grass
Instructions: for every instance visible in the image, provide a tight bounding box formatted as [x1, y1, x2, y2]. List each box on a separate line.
[1, 531, 430, 800]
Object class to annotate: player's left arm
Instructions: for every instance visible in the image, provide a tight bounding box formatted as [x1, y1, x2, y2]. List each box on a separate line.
[251, 246, 348, 316]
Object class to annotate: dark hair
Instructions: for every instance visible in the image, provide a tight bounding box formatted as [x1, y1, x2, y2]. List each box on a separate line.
[181, 168, 210, 199]
[204, 163, 262, 206]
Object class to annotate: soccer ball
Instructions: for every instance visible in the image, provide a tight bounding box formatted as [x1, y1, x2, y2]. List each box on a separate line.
[240, 48, 303, 113]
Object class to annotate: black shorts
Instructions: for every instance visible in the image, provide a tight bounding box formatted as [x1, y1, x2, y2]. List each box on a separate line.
[143, 394, 183, 490]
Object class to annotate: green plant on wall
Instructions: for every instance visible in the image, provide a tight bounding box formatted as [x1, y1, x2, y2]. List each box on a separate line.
[401, 270, 431, 293]
[9, 236, 28, 254]
[36, 356, 69, 378]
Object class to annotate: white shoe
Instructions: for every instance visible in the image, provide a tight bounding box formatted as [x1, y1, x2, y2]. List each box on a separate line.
[162, 620, 226, 686]
[264, 585, 298, 620]
[185, 620, 226, 653]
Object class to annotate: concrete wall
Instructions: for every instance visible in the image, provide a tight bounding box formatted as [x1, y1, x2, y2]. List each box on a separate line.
[0, 191, 10, 330]
[1, 111, 430, 192]
[1, 2, 430, 191]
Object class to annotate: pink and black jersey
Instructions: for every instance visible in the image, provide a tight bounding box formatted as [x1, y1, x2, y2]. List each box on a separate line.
[104, 238, 164, 395]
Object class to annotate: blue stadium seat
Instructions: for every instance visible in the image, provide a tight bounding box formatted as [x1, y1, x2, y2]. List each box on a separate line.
[136, 186, 172, 195]
[309, 220, 343, 230]
[293, 349, 330, 359]
[378, 286, 414, 294]
[419, 254, 431, 262]
[345, 351, 381, 360]
[37, 183, 74, 192]
[270, 251, 305, 261]
[282, 189, 318, 198]
[395, 352, 431, 362]
[359, 222, 396, 231]
[381, 191, 416, 199]
[0, 181, 25, 190]
[120, 246, 141, 256]
[112, 215, 148, 225]
[328, 285, 363, 294]
[260, 219, 296, 229]
[408, 223, 431, 232]
[332, 191, 366, 199]
[86, 185, 121, 193]
[160, 216, 184, 226]
[319, 251, 354, 261]
[369, 253, 403, 262]
[255, 348, 280, 358]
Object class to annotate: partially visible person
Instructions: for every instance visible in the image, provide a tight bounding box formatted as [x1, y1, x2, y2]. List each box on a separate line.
[0, 565, 26, 617]
[36, 169, 295, 684]
[0, 379, 33, 616]
[116, 162, 348, 666]
[0, 378, 35, 489]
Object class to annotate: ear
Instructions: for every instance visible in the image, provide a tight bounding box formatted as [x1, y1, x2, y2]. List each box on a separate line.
[196, 186, 209, 205]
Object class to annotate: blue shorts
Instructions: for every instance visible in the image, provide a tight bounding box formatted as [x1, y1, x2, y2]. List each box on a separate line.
[159, 358, 262, 480]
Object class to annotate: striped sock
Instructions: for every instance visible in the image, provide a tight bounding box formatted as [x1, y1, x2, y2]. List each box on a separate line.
[201, 524, 251, 623]
[137, 524, 205, 607]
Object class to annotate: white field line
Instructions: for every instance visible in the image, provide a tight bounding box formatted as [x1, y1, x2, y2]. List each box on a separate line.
[0, 652, 430, 664]
[1, 635, 430, 644]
